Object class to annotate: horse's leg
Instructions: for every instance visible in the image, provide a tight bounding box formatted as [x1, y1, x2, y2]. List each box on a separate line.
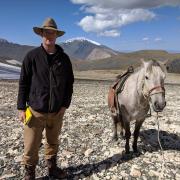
[112, 115, 118, 141]
[119, 114, 124, 138]
[133, 119, 144, 153]
[124, 121, 131, 154]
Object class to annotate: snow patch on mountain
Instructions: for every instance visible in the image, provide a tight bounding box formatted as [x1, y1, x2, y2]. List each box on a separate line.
[0, 38, 8, 43]
[6, 60, 22, 66]
[65, 37, 101, 46]
[0, 62, 21, 71]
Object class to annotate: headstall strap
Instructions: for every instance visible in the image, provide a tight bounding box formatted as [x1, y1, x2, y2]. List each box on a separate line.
[149, 86, 165, 96]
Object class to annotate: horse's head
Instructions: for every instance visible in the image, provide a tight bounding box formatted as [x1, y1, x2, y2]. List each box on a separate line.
[142, 59, 166, 112]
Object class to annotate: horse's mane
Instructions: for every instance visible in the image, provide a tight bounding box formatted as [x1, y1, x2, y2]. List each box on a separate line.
[134, 59, 166, 75]
[116, 59, 166, 79]
[146, 59, 166, 74]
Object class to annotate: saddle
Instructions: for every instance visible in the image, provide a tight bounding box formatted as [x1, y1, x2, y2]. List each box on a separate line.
[108, 66, 134, 115]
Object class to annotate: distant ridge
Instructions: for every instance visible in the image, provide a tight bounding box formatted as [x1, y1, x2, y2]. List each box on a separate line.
[0, 39, 34, 62]
[0, 37, 180, 73]
[75, 49, 180, 72]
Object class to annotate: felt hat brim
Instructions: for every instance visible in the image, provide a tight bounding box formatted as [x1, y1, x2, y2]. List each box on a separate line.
[33, 26, 65, 37]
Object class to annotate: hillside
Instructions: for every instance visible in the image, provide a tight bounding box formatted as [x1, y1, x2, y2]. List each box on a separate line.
[0, 38, 180, 74]
[75, 50, 180, 71]
[0, 39, 34, 62]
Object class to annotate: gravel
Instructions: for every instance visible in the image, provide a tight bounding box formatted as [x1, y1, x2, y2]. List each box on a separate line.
[0, 79, 179, 180]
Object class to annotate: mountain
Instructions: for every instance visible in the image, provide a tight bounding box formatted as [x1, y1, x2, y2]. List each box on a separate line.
[0, 37, 118, 62]
[60, 37, 118, 61]
[0, 38, 34, 62]
[0, 38, 180, 74]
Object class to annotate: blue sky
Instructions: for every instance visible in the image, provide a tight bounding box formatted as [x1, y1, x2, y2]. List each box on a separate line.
[0, 0, 180, 52]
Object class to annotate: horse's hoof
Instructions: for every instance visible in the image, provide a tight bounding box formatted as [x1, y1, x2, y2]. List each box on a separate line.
[121, 151, 132, 160]
[132, 144, 137, 152]
[125, 151, 130, 154]
[133, 147, 138, 152]
[123, 149, 130, 154]
[120, 135, 125, 140]
[133, 150, 141, 157]
[125, 146, 130, 154]
[112, 136, 118, 141]
[133, 149, 140, 154]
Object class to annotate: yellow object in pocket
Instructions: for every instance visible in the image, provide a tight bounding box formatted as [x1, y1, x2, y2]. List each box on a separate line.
[24, 106, 32, 125]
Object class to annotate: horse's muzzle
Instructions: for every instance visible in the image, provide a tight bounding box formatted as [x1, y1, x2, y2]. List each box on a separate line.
[153, 101, 166, 112]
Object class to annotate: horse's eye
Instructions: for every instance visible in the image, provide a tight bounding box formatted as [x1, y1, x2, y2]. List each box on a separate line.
[145, 76, 149, 80]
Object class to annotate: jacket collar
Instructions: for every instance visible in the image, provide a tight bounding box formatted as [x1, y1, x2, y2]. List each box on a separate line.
[40, 44, 64, 66]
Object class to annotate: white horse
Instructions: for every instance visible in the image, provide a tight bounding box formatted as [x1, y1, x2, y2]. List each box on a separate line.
[110, 59, 166, 154]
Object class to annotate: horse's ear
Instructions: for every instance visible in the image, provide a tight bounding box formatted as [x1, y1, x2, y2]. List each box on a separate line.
[140, 58, 145, 63]
[158, 60, 168, 73]
[158, 59, 169, 67]
[162, 59, 169, 66]
[162, 59, 169, 72]
[140, 58, 146, 67]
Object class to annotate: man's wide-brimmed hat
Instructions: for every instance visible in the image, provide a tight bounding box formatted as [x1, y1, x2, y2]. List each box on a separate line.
[33, 17, 65, 37]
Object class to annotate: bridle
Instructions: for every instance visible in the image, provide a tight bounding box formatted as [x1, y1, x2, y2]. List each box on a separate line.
[136, 68, 165, 100]
[148, 86, 165, 96]
[142, 82, 165, 100]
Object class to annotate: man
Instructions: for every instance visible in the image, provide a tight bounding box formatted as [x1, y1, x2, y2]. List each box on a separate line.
[17, 17, 74, 179]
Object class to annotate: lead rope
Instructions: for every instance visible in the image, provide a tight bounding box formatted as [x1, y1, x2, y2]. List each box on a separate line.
[156, 112, 165, 180]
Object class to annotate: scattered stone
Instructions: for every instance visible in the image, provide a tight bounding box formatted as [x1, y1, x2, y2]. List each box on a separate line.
[130, 165, 141, 178]
[14, 155, 22, 163]
[91, 174, 99, 180]
[176, 173, 180, 179]
[84, 148, 93, 157]
[62, 150, 73, 159]
[0, 80, 179, 179]
[0, 173, 17, 179]
[148, 169, 160, 177]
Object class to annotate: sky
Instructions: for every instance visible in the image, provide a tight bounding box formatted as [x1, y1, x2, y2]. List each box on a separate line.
[0, 0, 180, 52]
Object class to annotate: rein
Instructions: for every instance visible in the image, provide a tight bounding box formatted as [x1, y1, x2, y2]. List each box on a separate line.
[156, 112, 166, 180]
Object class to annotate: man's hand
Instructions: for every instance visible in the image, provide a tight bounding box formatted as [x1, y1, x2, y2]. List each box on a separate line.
[18, 110, 26, 123]
[57, 107, 66, 117]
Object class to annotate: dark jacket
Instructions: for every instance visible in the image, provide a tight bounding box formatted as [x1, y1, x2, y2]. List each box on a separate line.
[17, 44, 74, 113]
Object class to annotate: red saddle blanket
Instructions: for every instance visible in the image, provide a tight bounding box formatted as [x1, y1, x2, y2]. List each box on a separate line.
[108, 66, 134, 115]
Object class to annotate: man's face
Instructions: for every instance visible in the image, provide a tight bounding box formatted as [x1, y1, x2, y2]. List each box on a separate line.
[42, 29, 57, 46]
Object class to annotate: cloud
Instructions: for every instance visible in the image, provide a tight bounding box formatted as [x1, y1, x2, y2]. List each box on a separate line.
[154, 37, 162, 42]
[142, 37, 162, 42]
[71, 0, 180, 9]
[71, 0, 180, 37]
[142, 37, 149, 41]
[99, 30, 120, 37]
[78, 8, 155, 35]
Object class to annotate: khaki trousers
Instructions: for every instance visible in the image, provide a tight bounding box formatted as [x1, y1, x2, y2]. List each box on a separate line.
[22, 107, 63, 166]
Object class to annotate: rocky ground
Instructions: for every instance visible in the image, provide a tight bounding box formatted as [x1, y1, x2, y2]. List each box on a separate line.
[0, 79, 180, 180]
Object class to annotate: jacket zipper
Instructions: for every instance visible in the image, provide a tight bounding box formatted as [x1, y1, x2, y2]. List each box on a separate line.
[49, 67, 52, 112]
